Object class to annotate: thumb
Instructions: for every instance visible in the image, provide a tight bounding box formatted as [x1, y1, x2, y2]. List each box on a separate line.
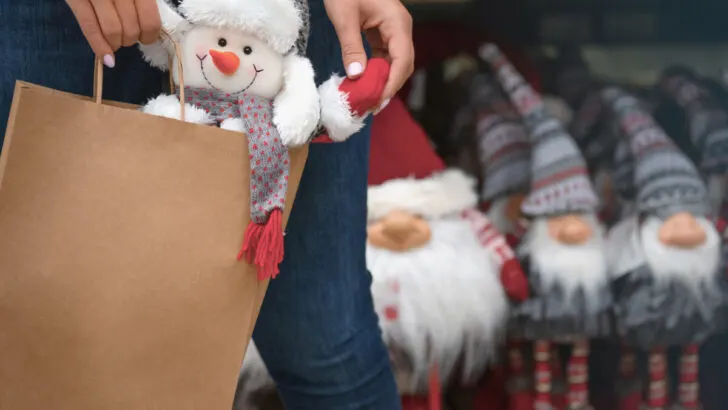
[333, 16, 367, 79]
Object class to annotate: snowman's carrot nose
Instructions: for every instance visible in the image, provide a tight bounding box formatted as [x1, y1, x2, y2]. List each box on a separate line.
[210, 50, 240, 75]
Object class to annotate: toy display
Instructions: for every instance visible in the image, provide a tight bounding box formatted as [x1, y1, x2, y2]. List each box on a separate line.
[603, 86, 727, 410]
[481, 43, 611, 410]
[366, 97, 528, 409]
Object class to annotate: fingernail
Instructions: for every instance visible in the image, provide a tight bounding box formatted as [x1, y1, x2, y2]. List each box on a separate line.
[347, 62, 363, 77]
[374, 98, 391, 115]
[103, 54, 116, 68]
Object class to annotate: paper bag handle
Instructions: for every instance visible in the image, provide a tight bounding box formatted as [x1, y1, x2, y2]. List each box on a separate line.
[93, 30, 186, 121]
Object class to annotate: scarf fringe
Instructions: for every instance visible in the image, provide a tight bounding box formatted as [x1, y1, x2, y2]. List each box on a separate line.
[238, 209, 284, 280]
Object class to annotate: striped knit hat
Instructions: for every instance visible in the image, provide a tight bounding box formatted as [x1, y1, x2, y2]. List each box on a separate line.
[480, 44, 599, 217]
[611, 139, 635, 201]
[602, 87, 710, 219]
[469, 74, 532, 202]
[658, 66, 728, 175]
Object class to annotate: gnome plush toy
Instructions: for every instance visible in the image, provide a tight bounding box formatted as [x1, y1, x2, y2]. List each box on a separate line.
[657, 66, 728, 216]
[366, 97, 527, 410]
[603, 87, 728, 410]
[481, 43, 612, 410]
[233, 343, 276, 410]
[460, 73, 537, 410]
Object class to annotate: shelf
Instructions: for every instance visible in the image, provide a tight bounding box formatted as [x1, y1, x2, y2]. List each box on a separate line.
[404, 0, 728, 45]
[403, 0, 475, 22]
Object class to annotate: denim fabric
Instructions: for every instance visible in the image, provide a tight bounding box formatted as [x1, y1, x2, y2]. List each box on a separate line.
[0, 1, 166, 149]
[252, 9, 401, 410]
[0, 1, 400, 409]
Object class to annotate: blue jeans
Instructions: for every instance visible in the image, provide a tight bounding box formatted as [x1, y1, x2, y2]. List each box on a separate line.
[0, 1, 400, 409]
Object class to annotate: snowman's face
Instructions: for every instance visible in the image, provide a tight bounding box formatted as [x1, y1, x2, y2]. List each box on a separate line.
[176, 27, 284, 99]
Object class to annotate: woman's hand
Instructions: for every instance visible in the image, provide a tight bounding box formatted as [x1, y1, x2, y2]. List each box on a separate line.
[66, 0, 161, 68]
[324, 0, 415, 105]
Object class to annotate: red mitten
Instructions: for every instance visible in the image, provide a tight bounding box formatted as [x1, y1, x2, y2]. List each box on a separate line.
[339, 58, 391, 116]
[500, 259, 529, 302]
[318, 58, 391, 142]
[716, 216, 727, 236]
[505, 233, 521, 249]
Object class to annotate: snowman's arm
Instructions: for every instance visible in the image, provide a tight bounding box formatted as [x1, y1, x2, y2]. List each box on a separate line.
[317, 59, 391, 142]
[220, 118, 245, 133]
[273, 54, 321, 147]
[141, 94, 212, 124]
[318, 75, 366, 142]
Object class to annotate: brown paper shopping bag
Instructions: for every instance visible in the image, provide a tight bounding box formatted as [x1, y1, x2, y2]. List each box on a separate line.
[0, 56, 308, 409]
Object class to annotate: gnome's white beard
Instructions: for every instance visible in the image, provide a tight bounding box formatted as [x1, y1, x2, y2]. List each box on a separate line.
[366, 217, 508, 392]
[640, 216, 721, 289]
[236, 343, 274, 410]
[520, 214, 609, 307]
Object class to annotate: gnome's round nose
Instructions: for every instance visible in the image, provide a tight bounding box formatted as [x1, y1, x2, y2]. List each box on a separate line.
[210, 50, 240, 75]
[548, 215, 593, 245]
[658, 212, 707, 248]
[368, 210, 432, 252]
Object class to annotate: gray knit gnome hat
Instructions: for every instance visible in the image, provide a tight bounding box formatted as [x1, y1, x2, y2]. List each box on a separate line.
[602, 87, 710, 219]
[468, 74, 532, 202]
[658, 66, 728, 175]
[480, 44, 599, 217]
[611, 139, 636, 201]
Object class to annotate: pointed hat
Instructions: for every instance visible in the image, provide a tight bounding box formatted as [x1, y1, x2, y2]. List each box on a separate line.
[468, 74, 531, 202]
[603, 87, 710, 218]
[480, 44, 599, 217]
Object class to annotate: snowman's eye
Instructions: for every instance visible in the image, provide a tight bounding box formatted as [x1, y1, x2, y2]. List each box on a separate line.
[218, 38, 227, 47]
[243, 46, 253, 55]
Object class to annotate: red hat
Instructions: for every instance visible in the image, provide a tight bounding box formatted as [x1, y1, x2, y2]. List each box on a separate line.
[368, 97, 478, 221]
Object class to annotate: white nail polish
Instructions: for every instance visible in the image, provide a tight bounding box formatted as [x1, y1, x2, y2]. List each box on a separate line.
[103, 54, 116, 68]
[347, 62, 363, 77]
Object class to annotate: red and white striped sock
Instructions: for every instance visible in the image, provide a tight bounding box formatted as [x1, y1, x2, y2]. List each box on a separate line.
[679, 344, 700, 410]
[534, 340, 553, 410]
[648, 348, 668, 410]
[506, 338, 534, 410]
[567, 340, 590, 408]
[619, 345, 637, 379]
[617, 344, 641, 410]
[508, 338, 526, 378]
[551, 346, 567, 410]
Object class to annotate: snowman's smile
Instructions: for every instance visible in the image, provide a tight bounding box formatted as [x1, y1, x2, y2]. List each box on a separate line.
[196, 54, 263, 94]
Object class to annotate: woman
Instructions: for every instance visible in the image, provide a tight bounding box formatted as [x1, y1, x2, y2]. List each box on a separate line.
[0, 0, 414, 408]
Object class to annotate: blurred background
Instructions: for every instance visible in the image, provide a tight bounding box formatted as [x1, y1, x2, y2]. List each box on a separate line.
[236, 2, 728, 409]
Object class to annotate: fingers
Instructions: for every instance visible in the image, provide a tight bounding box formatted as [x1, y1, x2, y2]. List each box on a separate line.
[90, 0, 123, 52]
[135, 0, 162, 45]
[362, 5, 413, 103]
[114, 0, 141, 47]
[66, 0, 115, 63]
[382, 20, 415, 101]
[330, 7, 368, 79]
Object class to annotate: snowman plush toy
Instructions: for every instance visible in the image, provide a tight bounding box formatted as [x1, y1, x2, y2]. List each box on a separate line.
[140, 0, 389, 279]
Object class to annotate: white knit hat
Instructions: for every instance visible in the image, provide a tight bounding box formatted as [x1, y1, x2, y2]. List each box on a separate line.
[179, 0, 303, 55]
[141, 0, 308, 69]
